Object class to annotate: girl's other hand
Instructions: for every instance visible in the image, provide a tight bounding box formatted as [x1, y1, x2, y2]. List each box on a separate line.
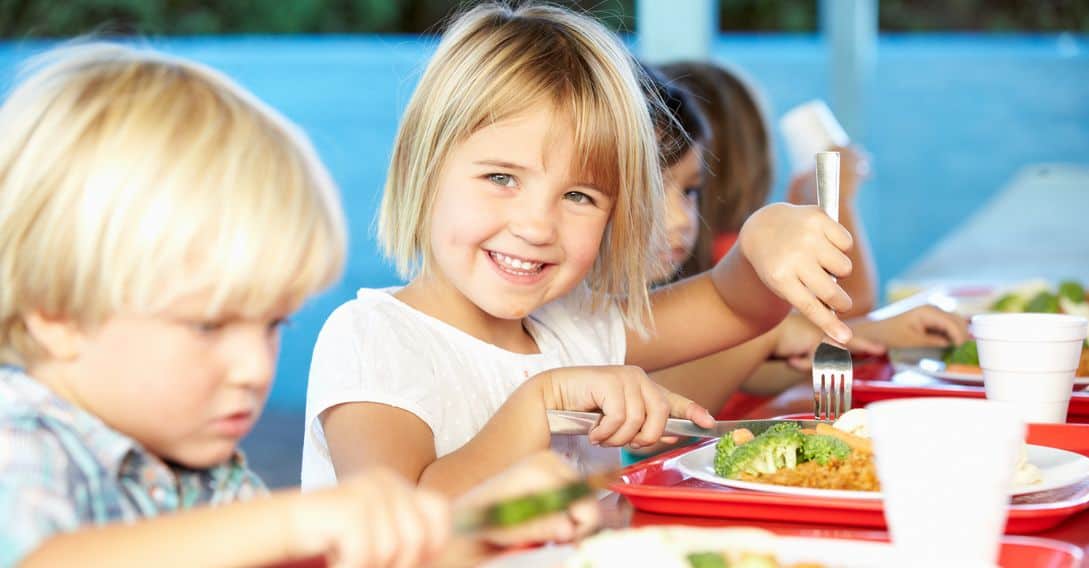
[739, 203, 854, 343]
[541, 365, 715, 448]
[852, 305, 970, 349]
[455, 451, 600, 546]
[290, 468, 450, 568]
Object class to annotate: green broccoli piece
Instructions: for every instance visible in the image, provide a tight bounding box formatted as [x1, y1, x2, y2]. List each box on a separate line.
[990, 293, 1026, 312]
[1025, 291, 1060, 313]
[1059, 281, 1087, 304]
[943, 340, 979, 366]
[800, 434, 851, 465]
[713, 433, 738, 476]
[686, 552, 728, 568]
[763, 422, 802, 436]
[715, 427, 804, 478]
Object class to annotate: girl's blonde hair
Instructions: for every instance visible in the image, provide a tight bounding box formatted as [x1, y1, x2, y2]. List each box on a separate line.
[377, 2, 664, 333]
[0, 43, 347, 367]
[660, 61, 774, 272]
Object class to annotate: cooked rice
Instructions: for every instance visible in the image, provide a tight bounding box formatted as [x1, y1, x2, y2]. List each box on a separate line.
[738, 452, 880, 491]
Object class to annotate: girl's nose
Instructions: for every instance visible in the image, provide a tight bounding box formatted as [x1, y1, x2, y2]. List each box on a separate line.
[507, 197, 557, 246]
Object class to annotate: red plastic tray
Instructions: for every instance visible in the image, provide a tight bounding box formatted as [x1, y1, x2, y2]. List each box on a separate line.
[610, 425, 1089, 535]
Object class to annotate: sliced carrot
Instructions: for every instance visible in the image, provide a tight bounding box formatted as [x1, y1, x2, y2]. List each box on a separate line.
[946, 363, 983, 375]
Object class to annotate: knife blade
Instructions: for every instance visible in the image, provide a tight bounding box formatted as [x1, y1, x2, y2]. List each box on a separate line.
[547, 409, 830, 439]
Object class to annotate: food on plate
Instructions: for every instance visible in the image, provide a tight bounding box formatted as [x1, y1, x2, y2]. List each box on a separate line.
[713, 419, 879, 491]
[712, 410, 1041, 492]
[564, 526, 826, 568]
[990, 279, 1089, 317]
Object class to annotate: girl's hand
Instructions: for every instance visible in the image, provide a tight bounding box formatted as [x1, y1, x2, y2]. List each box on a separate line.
[540, 365, 715, 448]
[852, 305, 970, 349]
[739, 202, 854, 343]
[290, 468, 450, 568]
[455, 451, 600, 546]
[773, 314, 886, 372]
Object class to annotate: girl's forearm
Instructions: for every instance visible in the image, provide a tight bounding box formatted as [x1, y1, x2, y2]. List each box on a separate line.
[22, 491, 302, 568]
[710, 247, 791, 332]
[418, 375, 554, 497]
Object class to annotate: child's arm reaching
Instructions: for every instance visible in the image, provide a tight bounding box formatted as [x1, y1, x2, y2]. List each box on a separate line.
[322, 364, 713, 498]
[16, 469, 450, 568]
[629, 202, 855, 373]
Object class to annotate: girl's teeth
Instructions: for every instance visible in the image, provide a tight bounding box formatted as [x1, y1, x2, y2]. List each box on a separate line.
[492, 252, 542, 272]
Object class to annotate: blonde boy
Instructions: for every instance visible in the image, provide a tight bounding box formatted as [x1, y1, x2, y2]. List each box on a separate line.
[0, 43, 594, 567]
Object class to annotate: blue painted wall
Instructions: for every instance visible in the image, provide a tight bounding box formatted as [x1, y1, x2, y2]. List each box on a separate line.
[1, 34, 1086, 411]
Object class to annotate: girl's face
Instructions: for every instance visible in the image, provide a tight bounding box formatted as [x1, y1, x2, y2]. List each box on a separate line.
[424, 102, 614, 321]
[653, 145, 703, 282]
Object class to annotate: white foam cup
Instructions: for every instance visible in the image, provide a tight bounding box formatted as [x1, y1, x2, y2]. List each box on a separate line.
[778, 99, 850, 174]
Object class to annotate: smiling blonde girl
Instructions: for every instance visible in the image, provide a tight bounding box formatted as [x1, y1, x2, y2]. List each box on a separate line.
[304, 2, 856, 496]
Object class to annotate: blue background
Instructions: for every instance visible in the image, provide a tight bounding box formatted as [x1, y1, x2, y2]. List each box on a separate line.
[2, 34, 1086, 413]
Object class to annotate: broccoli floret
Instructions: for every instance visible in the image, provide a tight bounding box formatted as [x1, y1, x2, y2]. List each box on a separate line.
[715, 427, 804, 478]
[1025, 291, 1060, 313]
[1059, 281, 1087, 304]
[800, 434, 851, 465]
[763, 422, 802, 436]
[714, 433, 738, 476]
[686, 552, 728, 568]
[943, 340, 979, 366]
[990, 293, 1026, 312]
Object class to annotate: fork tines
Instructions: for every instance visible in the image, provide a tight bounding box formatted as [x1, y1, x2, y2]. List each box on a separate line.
[812, 342, 854, 420]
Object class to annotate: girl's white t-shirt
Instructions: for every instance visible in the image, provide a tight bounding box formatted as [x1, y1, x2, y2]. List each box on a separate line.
[300, 286, 626, 489]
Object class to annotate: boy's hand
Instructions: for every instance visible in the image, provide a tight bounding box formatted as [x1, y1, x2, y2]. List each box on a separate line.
[540, 365, 715, 448]
[852, 305, 970, 349]
[739, 202, 854, 343]
[290, 468, 450, 568]
[455, 451, 600, 546]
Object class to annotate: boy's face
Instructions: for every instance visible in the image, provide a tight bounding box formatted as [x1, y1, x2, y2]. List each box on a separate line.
[46, 292, 290, 469]
[424, 102, 614, 320]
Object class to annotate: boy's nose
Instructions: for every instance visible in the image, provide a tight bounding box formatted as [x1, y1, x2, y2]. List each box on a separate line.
[225, 331, 276, 390]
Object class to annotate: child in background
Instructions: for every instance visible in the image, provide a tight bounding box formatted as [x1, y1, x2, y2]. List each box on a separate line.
[0, 43, 598, 568]
[304, 2, 858, 497]
[639, 66, 967, 421]
[660, 60, 878, 317]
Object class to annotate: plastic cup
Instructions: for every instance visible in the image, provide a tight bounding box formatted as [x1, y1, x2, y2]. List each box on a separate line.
[778, 99, 850, 174]
[971, 313, 1088, 423]
[869, 398, 1025, 568]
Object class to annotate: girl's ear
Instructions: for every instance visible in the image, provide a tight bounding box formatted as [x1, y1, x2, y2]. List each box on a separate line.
[23, 311, 85, 361]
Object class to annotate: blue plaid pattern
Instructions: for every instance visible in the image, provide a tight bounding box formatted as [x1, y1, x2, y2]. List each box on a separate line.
[0, 367, 266, 566]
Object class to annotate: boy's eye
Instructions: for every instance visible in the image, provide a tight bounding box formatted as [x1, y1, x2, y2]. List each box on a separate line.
[191, 320, 225, 335]
[564, 191, 595, 206]
[487, 173, 517, 188]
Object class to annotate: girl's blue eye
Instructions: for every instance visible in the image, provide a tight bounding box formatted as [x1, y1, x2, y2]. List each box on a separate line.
[487, 173, 517, 188]
[564, 191, 595, 206]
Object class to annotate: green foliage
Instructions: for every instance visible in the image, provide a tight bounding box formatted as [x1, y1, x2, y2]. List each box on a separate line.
[2, 0, 1085, 38]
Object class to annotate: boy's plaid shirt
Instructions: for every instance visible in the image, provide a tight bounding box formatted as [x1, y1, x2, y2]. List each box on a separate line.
[0, 367, 266, 566]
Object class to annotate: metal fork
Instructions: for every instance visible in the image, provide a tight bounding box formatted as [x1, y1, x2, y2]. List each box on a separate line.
[812, 151, 853, 420]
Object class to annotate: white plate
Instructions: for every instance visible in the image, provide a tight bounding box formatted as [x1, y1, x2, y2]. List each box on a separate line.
[672, 443, 1089, 500]
[483, 533, 896, 568]
[889, 347, 1089, 386]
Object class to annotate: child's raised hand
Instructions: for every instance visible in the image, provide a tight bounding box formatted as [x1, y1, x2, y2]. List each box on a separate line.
[540, 365, 715, 448]
[852, 305, 970, 349]
[290, 468, 450, 568]
[455, 451, 600, 547]
[739, 202, 854, 343]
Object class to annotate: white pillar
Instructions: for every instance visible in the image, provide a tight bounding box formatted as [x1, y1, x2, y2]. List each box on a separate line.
[821, 0, 877, 139]
[636, 0, 717, 64]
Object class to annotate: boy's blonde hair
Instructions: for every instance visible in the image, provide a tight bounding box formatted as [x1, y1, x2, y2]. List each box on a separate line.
[377, 2, 665, 332]
[0, 43, 347, 367]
